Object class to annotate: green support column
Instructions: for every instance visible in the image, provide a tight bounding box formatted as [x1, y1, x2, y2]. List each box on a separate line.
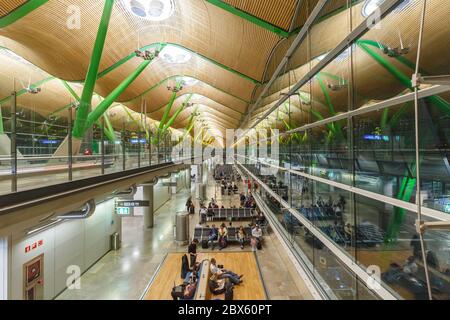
[83, 59, 152, 133]
[122, 105, 141, 129]
[61, 80, 80, 101]
[182, 111, 197, 141]
[357, 41, 450, 115]
[163, 94, 193, 132]
[0, 77, 55, 105]
[205, 0, 289, 38]
[158, 81, 182, 133]
[102, 114, 116, 143]
[72, 0, 115, 139]
[0, 0, 49, 28]
[380, 108, 389, 131]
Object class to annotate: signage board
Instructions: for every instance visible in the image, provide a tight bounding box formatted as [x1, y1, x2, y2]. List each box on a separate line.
[162, 182, 177, 187]
[116, 201, 150, 208]
[115, 207, 131, 215]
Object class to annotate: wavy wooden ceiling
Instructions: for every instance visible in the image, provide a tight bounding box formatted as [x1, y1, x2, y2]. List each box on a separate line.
[222, 0, 298, 30]
[0, 0, 27, 17]
[0, 0, 307, 134]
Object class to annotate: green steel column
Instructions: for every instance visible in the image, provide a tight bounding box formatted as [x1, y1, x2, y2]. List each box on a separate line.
[122, 105, 141, 129]
[358, 41, 450, 115]
[61, 80, 80, 101]
[84, 59, 152, 131]
[0, 0, 49, 28]
[103, 113, 115, 140]
[158, 81, 182, 134]
[72, 0, 115, 139]
[380, 108, 389, 130]
[0, 77, 55, 105]
[205, 0, 289, 38]
[182, 108, 198, 141]
[163, 94, 193, 132]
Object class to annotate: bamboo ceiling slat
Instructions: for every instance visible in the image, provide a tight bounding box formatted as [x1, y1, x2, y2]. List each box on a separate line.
[0, 0, 27, 17]
[150, 95, 242, 121]
[96, 52, 255, 104]
[222, 0, 298, 31]
[127, 83, 247, 115]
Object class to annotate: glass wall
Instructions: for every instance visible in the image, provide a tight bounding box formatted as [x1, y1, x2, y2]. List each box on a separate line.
[0, 52, 180, 195]
[239, 0, 450, 300]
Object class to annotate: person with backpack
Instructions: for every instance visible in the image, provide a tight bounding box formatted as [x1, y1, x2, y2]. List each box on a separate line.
[208, 274, 228, 295]
[218, 224, 228, 250]
[210, 258, 242, 285]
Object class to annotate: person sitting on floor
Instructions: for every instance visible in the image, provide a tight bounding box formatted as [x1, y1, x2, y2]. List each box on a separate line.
[403, 256, 419, 275]
[208, 274, 231, 295]
[218, 224, 228, 250]
[210, 258, 242, 285]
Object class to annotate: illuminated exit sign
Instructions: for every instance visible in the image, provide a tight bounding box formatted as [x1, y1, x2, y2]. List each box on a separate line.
[116, 207, 130, 216]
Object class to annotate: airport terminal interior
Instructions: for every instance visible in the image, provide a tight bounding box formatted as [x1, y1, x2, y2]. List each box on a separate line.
[0, 0, 449, 301]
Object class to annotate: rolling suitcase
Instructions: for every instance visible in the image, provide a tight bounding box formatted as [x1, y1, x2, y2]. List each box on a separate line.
[202, 239, 208, 249]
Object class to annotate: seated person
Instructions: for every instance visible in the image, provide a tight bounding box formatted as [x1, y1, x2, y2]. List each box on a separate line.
[251, 225, 263, 251]
[256, 214, 266, 225]
[237, 226, 247, 250]
[403, 256, 418, 275]
[208, 224, 218, 250]
[208, 274, 231, 295]
[210, 258, 242, 285]
[382, 263, 403, 283]
[218, 224, 228, 250]
[251, 224, 262, 240]
[171, 274, 197, 300]
[240, 193, 246, 206]
[199, 206, 208, 224]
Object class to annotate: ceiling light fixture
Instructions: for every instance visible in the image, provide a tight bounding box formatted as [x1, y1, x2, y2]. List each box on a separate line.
[178, 76, 198, 87]
[361, 0, 412, 18]
[123, 0, 174, 21]
[160, 45, 192, 64]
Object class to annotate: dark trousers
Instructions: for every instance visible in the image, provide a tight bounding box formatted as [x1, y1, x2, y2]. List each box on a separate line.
[189, 254, 196, 270]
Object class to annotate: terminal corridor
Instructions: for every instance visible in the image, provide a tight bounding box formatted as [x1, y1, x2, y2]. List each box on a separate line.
[0, 0, 449, 303]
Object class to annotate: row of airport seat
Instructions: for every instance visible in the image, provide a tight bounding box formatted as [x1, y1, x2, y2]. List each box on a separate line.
[194, 227, 253, 243]
[205, 208, 254, 221]
[320, 223, 385, 247]
[299, 206, 340, 221]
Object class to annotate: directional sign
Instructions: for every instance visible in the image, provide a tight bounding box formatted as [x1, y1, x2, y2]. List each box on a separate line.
[115, 207, 130, 215]
[116, 200, 150, 208]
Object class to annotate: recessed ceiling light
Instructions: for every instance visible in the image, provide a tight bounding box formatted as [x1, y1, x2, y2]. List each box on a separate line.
[361, 0, 385, 17]
[361, 0, 412, 18]
[160, 45, 192, 64]
[123, 0, 174, 21]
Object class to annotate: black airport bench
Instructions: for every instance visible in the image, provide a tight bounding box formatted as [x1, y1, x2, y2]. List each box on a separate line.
[201, 208, 254, 221]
